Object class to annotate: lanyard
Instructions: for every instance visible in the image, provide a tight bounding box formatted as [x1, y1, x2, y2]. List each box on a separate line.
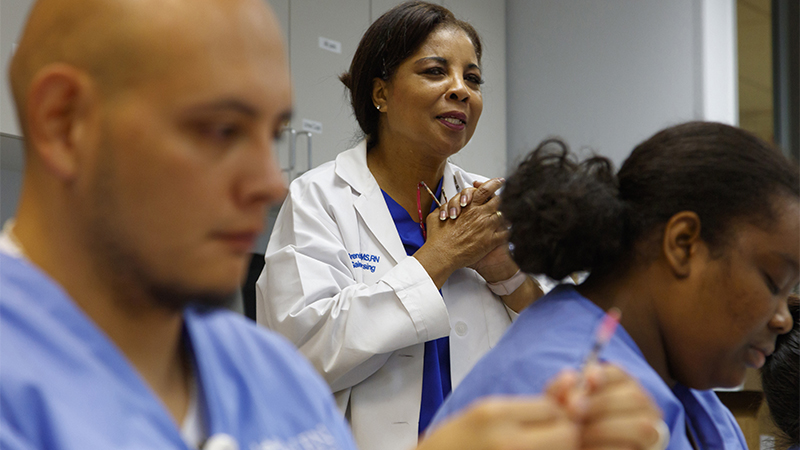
[416, 182, 427, 240]
[416, 179, 448, 242]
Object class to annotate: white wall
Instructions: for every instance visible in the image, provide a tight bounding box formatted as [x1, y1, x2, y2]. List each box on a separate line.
[1, 168, 22, 223]
[0, 134, 24, 224]
[1, 0, 34, 136]
[1, 0, 34, 226]
[505, 0, 737, 170]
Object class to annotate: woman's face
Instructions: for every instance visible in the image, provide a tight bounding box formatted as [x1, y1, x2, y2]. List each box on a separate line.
[376, 26, 483, 158]
[664, 198, 800, 390]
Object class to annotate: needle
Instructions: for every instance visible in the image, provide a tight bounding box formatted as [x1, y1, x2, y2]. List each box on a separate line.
[574, 307, 622, 395]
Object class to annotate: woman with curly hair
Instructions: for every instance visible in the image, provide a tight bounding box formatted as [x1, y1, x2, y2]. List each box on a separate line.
[434, 122, 799, 450]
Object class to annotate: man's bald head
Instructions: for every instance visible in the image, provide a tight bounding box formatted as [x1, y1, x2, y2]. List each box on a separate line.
[9, 0, 292, 309]
[10, 0, 285, 136]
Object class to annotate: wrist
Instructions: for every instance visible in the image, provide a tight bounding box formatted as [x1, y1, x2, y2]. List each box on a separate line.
[414, 245, 457, 289]
[480, 264, 521, 284]
[485, 270, 528, 296]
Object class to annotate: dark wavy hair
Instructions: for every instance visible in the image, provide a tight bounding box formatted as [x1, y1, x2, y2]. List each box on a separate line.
[762, 296, 799, 450]
[339, 1, 482, 149]
[501, 121, 800, 280]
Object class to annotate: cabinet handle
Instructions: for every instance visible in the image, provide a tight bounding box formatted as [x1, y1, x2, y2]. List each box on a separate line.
[287, 127, 297, 178]
[297, 131, 313, 175]
[279, 126, 297, 179]
[278, 127, 314, 180]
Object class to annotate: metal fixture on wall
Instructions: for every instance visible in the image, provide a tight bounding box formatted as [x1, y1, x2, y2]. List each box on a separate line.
[296, 131, 313, 177]
[279, 127, 314, 180]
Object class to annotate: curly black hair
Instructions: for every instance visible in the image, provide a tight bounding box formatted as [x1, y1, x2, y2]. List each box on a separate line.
[500, 121, 800, 280]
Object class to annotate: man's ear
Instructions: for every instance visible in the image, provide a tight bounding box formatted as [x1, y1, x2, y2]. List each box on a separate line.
[26, 64, 97, 181]
[371, 77, 388, 112]
[662, 211, 703, 278]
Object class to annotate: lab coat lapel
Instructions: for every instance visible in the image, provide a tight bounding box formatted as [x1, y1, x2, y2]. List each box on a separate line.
[335, 142, 408, 266]
[353, 189, 407, 266]
[442, 163, 460, 205]
[444, 161, 486, 200]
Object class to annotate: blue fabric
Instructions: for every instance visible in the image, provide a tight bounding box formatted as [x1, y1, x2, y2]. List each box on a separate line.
[431, 285, 748, 450]
[381, 179, 451, 435]
[0, 254, 357, 450]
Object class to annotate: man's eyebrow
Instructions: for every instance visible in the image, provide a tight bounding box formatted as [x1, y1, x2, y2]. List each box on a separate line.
[187, 99, 259, 117]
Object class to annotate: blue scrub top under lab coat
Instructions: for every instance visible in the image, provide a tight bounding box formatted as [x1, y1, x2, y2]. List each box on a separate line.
[381, 179, 451, 435]
[431, 285, 747, 450]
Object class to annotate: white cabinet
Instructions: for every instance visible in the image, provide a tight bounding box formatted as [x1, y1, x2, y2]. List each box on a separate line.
[264, 0, 370, 180]
[286, 0, 371, 174]
[255, 0, 372, 253]
[0, 0, 34, 225]
[1, 0, 35, 137]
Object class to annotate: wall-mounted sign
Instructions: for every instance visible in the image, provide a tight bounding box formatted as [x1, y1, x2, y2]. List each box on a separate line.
[318, 37, 342, 54]
[302, 119, 323, 134]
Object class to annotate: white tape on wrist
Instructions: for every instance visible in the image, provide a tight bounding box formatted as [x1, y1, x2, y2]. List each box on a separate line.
[486, 270, 527, 296]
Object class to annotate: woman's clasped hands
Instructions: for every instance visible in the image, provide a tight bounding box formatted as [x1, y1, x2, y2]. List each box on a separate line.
[415, 177, 540, 312]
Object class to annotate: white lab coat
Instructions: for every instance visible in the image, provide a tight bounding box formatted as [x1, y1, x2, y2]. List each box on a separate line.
[256, 141, 513, 450]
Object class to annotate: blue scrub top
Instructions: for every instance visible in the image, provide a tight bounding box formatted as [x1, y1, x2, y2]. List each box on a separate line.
[381, 179, 451, 435]
[0, 254, 358, 450]
[431, 285, 747, 449]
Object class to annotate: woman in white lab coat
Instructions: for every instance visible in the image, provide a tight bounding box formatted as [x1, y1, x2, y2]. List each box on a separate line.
[257, 3, 542, 449]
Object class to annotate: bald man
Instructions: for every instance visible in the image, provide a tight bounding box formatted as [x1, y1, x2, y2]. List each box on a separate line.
[0, 0, 361, 448]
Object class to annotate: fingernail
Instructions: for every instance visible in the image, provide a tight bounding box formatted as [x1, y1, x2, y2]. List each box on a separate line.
[460, 195, 467, 207]
[449, 208, 457, 220]
[440, 209, 447, 221]
[499, 177, 505, 183]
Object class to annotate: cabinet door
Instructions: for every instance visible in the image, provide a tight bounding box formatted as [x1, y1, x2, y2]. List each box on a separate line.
[264, 0, 295, 178]
[288, 0, 371, 173]
[1, 0, 35, 136]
